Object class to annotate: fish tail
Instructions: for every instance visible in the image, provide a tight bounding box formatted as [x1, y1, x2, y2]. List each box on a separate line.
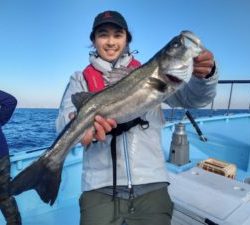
[10, 156, 63, 206]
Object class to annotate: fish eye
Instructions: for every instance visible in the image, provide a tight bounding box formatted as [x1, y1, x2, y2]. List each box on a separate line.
[171, 38, 181, 48]
[172, 41, 180, 48]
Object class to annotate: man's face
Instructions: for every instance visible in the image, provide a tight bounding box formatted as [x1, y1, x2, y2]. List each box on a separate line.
[93, 24, 127, 62]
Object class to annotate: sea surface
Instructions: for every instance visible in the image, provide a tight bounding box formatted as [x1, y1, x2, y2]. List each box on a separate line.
[2, 108, 249, 154]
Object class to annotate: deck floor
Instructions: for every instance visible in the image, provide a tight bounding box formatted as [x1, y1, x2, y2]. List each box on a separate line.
[1, 114, 250, 225]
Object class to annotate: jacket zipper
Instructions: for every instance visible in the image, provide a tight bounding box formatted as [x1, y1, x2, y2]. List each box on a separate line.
[122, 132, 133, 189]
[122, 133, 136, 214]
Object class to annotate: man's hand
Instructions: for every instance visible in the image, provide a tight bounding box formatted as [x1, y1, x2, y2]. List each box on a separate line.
[193, 50, 215, 79]
[69, 112, 117, 147]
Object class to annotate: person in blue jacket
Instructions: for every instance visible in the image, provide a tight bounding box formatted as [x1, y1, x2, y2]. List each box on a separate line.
[0, 90, 21, 225]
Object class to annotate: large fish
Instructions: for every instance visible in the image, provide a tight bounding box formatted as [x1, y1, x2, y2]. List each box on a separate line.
[11, 31, 204, 205]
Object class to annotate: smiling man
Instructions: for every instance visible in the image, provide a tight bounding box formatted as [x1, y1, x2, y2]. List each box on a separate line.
[56, 10, 218, 225]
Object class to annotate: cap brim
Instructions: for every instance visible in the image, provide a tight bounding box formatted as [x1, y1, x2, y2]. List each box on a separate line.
[94, 20, 126, 30]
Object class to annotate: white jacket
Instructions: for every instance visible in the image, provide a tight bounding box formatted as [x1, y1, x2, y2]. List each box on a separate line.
[56, 56, 218, 192]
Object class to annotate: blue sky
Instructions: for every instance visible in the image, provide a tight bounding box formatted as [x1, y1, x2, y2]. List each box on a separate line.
[1, 0, 250, 108]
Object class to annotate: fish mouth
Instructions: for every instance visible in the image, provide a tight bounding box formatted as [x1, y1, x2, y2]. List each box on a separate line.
[181, 30, 203, 49]
[166, 74, 182, 83]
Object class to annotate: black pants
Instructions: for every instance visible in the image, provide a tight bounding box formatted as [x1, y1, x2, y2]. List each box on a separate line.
[79, 187, 173, 225]
[0, 155, 22, 225]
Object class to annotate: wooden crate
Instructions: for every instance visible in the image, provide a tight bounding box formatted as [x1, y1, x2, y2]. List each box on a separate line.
[197, 158, 236, 179]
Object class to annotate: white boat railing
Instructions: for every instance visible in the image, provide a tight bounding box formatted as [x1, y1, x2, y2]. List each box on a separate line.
[168, 80, 250, 121]
[212, 80, 250, 115]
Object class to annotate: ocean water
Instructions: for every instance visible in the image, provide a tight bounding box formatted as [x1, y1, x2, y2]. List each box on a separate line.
[3, 108, 58, 154]
[2, 108, 249, 154]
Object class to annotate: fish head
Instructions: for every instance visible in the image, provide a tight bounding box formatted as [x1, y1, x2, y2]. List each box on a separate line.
[157, 30, 204, 86]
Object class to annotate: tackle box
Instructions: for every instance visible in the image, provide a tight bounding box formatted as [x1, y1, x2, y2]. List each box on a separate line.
[197, 158, 236, 179]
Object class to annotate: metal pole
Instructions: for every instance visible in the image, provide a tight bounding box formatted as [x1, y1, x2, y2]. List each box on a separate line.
[210, 99, 214, 110]
[210, 100, 214, 116]
[227, 83, 234, 115]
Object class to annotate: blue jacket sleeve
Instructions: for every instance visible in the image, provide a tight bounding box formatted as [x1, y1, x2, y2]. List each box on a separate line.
[0, 90, 17, 126]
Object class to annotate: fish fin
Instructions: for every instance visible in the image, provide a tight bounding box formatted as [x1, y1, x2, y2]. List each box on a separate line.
[148, 77, 167, 92]
[10, 156, 63, 206]
[71, 92, 93, 111]
[35, 163, 63, 206]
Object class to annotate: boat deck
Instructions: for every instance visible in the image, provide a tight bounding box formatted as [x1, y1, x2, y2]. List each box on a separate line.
[162, 113, 250, 181]
[1, 113, 250, 225]
[21, 202, 79, 225]
[163, 113, 250, 224]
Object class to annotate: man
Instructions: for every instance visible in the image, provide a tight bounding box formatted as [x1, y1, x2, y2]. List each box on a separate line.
[0, 90, 21, 225]
[56, 10, 217, 225]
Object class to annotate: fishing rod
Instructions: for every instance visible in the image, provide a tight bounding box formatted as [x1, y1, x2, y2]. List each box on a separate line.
[185, 110, 207, 142]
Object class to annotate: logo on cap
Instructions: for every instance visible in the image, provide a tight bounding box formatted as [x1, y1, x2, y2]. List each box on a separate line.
[103, 12, 112, 19]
